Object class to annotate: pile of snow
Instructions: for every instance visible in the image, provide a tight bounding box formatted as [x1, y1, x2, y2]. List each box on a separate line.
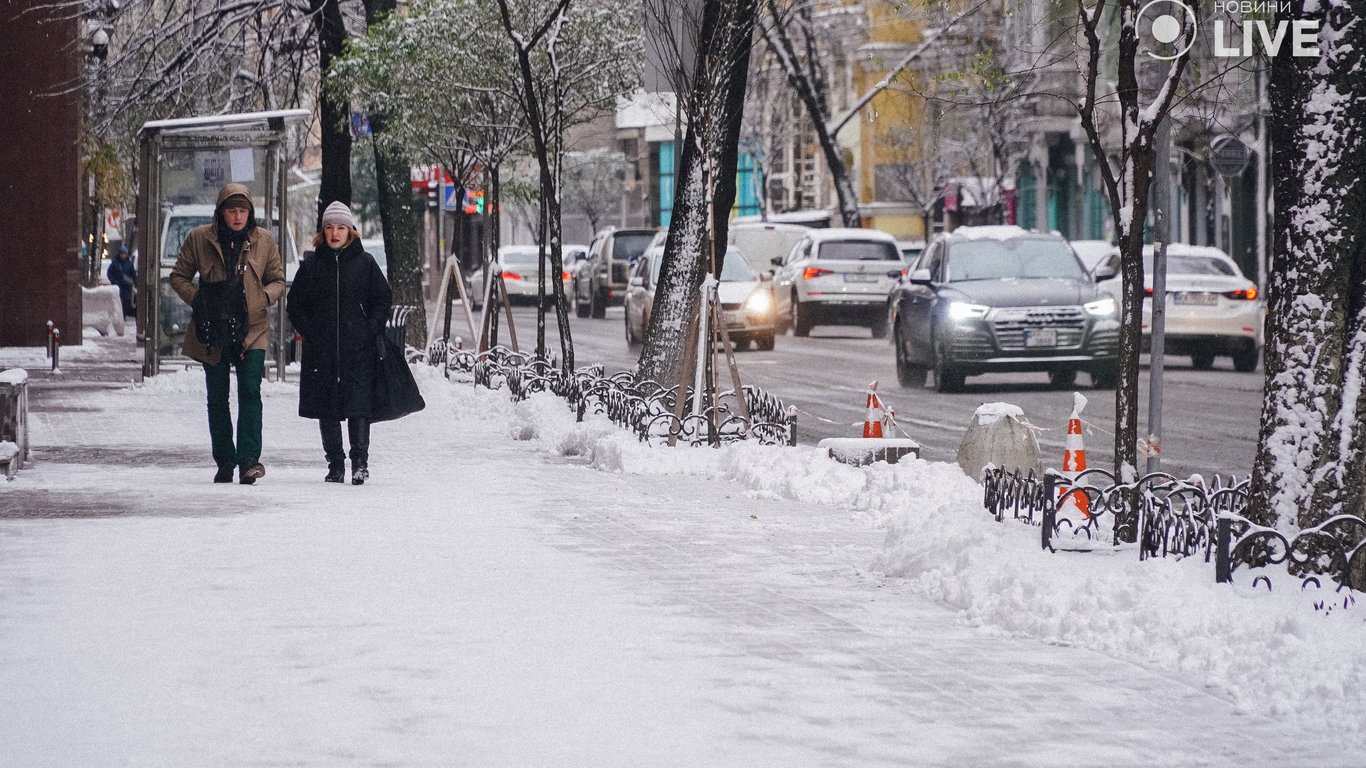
[434, 371, 1365, 733]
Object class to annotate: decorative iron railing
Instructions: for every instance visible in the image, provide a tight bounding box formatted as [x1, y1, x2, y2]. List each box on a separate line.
[981, 466, 1366, 594]
[417, 341, 795, 447]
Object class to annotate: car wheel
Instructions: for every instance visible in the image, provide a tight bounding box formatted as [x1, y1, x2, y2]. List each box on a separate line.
[755, 332, 776, 351]
[792, 297, 813, 337]
[573, 280, 590, 318]
[1049, 369, 1078, 389]
[590, 286, 606, 319]
[1191, 351, 1215, 370]
[932, 331, 965, 393]
[1091, 363, 1119, 389]
[894, 328, 927, 388]
[869, 315, 889, 339]
[1232, 344, 1259, 372]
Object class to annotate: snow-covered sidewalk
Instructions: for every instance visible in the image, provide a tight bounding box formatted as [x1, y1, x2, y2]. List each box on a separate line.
[0, 359, 1361, 766]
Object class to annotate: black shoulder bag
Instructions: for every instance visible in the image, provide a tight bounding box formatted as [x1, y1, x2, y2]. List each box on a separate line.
[193, 246, 249, 349]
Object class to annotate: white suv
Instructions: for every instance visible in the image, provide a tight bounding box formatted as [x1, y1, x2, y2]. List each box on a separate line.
[772, 228, 904, 337]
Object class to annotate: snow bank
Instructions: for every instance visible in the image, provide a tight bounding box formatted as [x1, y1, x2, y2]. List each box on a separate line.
[420, 372, 1366, 735]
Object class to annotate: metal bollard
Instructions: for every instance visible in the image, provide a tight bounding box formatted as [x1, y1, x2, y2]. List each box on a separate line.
[45, 321, 54, 359]
[1215, 517, 1232, 584]
[50, 328, 61, 372]
[787, 405, 798, 447]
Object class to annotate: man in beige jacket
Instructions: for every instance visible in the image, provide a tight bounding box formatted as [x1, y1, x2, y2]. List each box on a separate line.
[170, 183, 286, 484]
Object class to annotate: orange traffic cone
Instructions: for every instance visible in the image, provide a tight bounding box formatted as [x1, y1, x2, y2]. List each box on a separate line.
[1061, 392, 1090, 518]
[863, 381, 884, 438]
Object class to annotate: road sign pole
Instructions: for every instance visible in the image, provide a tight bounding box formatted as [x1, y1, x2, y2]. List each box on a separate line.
[438, 178, 446, 275]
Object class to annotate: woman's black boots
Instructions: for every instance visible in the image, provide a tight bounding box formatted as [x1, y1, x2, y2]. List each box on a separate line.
[320, 418, 370, 484]
[324, 461, 346, 483]
[349, 418, 370, 485]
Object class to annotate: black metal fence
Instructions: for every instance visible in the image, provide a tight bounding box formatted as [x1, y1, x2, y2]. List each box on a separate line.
[981, 466, 1366, 594]
[413, 339, 796, 447]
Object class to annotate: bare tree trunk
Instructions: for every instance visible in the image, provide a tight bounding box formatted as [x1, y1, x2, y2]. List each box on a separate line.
[637, 0, 758, 384]
[362, 0, 426, 345]
[760, 0, 859, 227]
[313, 0, 352, 227]
[1250, 0, 1366, 529]
[369, 124, 427, 345]
[1074, 0, 1188, 503]
[495, 0, 575, 369]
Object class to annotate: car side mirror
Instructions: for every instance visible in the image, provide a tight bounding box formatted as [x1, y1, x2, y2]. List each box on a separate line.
[770, 256, 784, 267]
[908, 268, 933, 286]
[1094, 265, 1118, 282]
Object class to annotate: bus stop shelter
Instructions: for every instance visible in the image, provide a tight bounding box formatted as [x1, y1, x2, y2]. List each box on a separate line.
[135, 109, 309, 378]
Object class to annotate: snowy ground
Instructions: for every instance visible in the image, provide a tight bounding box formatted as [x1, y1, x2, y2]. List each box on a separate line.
[0, 342, 1362, 766]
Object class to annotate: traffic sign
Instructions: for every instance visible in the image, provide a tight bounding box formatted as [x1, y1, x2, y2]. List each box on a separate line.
[441, 184, 460, 211]
[1210, 135, 1250, 178]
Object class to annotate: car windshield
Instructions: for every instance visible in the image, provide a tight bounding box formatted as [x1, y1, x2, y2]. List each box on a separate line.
[720, 251, 755, 282]
[613, 233, 655, 262]
[646, 248, 752, 284]
[816, 240, 900, 261]
[947, 239, 1084, 281]
[1142, 252, 1238, 277]
[162, 215, 212, 263]
[500, 250, 542, 270]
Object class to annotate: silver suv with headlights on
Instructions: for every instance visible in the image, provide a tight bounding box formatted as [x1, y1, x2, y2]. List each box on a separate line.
[888, 226, 1120, 392]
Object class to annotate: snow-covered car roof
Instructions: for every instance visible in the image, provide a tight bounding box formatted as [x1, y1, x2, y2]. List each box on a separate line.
[1142, 243, 1233, 260]
[943, 225, 1048, 242]
[805, 227, 898, 244]
[729, 221, 811, 235]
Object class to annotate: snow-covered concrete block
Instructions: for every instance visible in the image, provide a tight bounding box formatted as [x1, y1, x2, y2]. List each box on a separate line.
[82, 285, 125, 337]
[0, 441, 18, 480]
[0, 369, 29, 476]
[819, 437, 920, 467]
[957, 402, 1041, 482]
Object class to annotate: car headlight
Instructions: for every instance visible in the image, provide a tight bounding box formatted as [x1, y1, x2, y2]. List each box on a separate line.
[744, 290, 773, 315]
[948, 301, 990, 321]
[1084, 297, 1117, 316]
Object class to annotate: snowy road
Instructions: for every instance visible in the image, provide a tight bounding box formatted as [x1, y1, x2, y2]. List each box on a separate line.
[504, 305, 1263, 478]
[0, 339, 1349, 767]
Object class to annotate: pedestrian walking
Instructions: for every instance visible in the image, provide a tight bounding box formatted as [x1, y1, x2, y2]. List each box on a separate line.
[287, 202, 392, 485]
[169, 183, 287, 485]
[106, 246, 137, 318]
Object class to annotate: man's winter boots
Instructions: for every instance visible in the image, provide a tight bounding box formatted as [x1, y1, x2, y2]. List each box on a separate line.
[351, 463, 368, 486]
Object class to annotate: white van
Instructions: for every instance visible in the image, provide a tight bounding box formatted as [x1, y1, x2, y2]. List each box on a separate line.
[156, 204, 299, 354]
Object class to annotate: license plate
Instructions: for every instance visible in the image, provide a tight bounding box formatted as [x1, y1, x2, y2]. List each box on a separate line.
[1024, 328, 1058, 348]
[844, 273, 878, 283]
[1173, 292, 1218, 306]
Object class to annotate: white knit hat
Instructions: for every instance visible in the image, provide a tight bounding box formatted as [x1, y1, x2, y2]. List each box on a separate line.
[321, 201, 356, 230]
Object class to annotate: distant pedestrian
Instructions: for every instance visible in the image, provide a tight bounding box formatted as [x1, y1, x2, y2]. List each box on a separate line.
[287, 202, 392, 485]
[169, 183, 286, 485]
[107, 246, 137, 317]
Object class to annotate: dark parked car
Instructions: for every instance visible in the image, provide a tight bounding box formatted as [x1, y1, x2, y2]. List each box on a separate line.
[572, 226, 658, 318]
[889, 226, 1120, 392]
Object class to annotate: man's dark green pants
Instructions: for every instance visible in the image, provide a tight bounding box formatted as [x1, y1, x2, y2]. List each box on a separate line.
[203, 349, 266, 471]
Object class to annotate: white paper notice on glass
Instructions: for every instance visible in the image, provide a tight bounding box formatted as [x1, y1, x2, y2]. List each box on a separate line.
[229, 149, 256, 183]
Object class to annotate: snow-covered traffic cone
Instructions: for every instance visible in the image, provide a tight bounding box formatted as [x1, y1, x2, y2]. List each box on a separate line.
[1061, 392, 1090, 518]
[863, 381, 884, 438]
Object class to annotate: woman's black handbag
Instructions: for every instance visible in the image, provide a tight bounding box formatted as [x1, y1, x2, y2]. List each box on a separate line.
[371, 332, 425, 422]
[192, 258, 248, 349]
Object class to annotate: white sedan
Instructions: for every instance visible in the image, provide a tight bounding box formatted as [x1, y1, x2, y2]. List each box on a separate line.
[470, 245, 571, 308]
[1098, 244, 1263, 371]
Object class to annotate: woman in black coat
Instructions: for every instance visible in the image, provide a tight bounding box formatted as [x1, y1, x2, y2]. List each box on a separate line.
[287, 202, 392, 485]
